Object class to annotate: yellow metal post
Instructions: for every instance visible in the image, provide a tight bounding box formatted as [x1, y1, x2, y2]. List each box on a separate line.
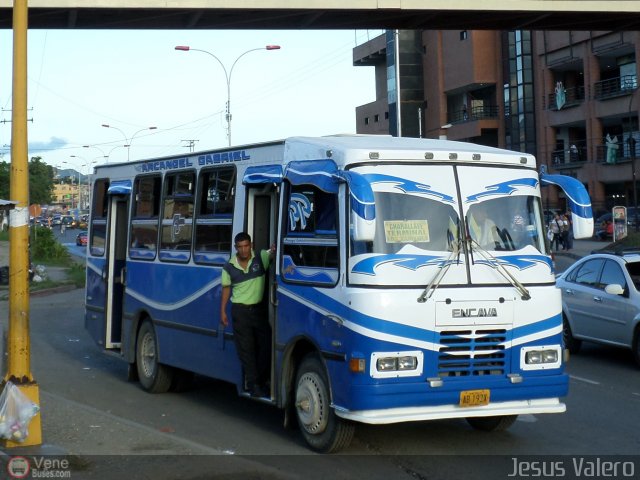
[3, 0, 42, 447]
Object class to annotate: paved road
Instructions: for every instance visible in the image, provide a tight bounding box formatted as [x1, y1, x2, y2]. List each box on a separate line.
[0, 283, 638, 478]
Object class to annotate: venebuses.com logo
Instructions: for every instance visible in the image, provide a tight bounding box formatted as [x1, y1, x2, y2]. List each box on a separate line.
[7, 456, 71, 478]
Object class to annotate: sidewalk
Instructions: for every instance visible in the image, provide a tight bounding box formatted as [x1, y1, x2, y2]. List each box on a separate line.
[0, 240, 72, 287]
[553, 237, 607, 260]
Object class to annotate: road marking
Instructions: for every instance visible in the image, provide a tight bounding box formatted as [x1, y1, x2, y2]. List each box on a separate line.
[569, 375, 600, 385]
[633, 392, 640, 397]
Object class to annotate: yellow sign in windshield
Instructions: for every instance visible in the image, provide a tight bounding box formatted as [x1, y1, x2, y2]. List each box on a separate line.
[384, 220, 430, 243]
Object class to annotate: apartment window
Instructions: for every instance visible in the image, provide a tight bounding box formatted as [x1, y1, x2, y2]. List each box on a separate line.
[460, 31, 468, 41]
[385, 112, 389, 119]
[364, 117, 370, 125]
[374, 114, 380, 123]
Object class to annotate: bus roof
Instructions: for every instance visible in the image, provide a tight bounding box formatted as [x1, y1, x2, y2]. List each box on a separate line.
[93, 134, 537, 176]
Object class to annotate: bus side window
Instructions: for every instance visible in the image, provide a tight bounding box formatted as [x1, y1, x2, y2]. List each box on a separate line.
[282, 184, 339, 286]
[130, 175, 161, 259]
[90, 179, 109, 257]
[159, 171, 195, 261]
[193, 167, 235, 265]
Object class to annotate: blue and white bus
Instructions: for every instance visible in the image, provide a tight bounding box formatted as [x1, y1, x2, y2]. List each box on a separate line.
[85, 135, 593, 452]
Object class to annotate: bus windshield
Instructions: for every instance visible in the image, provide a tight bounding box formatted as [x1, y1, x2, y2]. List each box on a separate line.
[351, 191, 461, 255]
[465, 195, 546, 253]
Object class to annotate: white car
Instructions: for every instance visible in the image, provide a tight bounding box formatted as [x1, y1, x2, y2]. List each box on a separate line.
[557, 250, 640, 366]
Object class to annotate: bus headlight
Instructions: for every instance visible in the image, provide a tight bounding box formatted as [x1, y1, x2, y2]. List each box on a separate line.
[520, 346, 561, 370]
[398, 356, 418, 370]
[376, 357, 398, 371]
[370, 351, 423, 378]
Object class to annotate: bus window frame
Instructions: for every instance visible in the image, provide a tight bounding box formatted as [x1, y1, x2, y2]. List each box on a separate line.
[158, 170, 196, 263]
[129, 174, 162, 261]
[193, 166, 236, 266]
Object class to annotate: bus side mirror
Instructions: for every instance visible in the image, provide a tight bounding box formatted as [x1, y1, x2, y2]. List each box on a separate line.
[339, 170, 376, 243]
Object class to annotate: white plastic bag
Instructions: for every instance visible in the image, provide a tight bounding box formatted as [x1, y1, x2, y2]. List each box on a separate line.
[0, 381, 40, 442]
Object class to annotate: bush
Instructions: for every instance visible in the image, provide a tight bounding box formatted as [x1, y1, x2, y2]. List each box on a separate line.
[30, 226, 70, 263]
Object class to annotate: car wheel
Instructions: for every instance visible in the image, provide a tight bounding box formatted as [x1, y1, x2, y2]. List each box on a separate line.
[563, 315, 582, 354]
[466, 415, 517, 432]
[633, 326, 640, 368]
[295, 353, 355, 453]
[136, 320, 174, 393]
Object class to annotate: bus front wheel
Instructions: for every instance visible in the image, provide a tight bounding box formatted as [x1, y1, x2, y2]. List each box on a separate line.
[295, 354, 354, 453]
[466, 415, 517, 432]
[136, 320, 174, 393]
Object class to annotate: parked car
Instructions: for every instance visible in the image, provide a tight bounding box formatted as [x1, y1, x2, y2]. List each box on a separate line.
[52, 215, 62, 226]
[76, 231, 88, 246]
[557, 250, 640, 366]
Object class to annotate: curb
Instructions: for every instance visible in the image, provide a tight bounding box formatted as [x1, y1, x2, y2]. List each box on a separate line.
[31, 284, 80, 297]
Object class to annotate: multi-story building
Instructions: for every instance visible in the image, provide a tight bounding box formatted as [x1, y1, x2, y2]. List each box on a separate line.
[536, 31, 639, 214]
[353, 30, 639, 217]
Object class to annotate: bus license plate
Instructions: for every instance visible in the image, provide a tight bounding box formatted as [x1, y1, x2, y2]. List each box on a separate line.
[459, 389, 490, 407]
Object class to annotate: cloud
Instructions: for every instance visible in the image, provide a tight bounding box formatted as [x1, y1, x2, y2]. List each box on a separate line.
[28, 137, 69, 153]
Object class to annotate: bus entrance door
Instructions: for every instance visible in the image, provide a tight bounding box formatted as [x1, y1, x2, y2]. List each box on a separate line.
[104, 196, 128, 349]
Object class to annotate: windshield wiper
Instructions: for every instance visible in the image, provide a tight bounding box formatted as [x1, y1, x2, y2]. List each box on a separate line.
[417, 227, 461, 303]
[466, 237, 531, 301]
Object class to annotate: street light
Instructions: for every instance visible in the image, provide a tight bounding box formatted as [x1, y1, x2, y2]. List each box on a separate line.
[174, 44, 281, 147]
[62, 160, 81, 210]
[101, 124, 157, 161]
[70, 155, 98, 210]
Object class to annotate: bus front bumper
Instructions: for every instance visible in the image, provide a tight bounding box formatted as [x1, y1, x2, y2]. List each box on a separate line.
[333, 397, 565, 425]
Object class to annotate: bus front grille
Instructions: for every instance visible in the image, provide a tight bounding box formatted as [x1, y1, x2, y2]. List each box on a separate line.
[437, 329, 507, 377]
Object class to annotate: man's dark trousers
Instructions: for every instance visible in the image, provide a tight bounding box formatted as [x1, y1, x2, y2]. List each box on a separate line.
[231, 303, 270, 390]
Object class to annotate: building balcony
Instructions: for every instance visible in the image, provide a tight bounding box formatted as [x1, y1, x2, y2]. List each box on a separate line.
[593, 75, 638, 100]
[449, 105, 499, 124]
[550, 141, 587, 170]
[545, 85, 586, 110]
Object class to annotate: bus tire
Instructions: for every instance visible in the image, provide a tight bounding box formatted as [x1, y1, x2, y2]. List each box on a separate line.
[466, 415, 517, 432]
[563, 315, 582, 354]
[294, 354, 355, 453]
[136, 320, 173, 393]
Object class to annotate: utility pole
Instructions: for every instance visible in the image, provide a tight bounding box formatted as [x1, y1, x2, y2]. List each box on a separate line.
[5, 0, 42, 447]
[181, 139, 199, 153]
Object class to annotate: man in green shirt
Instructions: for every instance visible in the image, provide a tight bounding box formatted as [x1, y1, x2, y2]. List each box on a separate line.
[221, 232, 274, 397]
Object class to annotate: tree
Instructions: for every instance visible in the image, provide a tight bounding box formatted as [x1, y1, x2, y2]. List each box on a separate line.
[0, 161, 9, 200]
[0, 157, 54, 205]
[28, 156, 54, 205]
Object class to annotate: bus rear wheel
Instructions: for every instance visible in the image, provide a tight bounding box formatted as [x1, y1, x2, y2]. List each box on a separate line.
[295, 354, 354, 453]
[466, 415, 517, 432]
[136, 320, 174, 393]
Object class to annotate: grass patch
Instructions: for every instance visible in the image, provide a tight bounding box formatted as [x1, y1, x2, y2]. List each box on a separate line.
[0, 230, 7, 241]
[67, 261, 86, 288]
[30, 226, 70, 264]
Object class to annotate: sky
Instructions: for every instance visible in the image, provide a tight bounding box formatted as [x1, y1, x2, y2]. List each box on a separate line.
[0, 28, 383, 174]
